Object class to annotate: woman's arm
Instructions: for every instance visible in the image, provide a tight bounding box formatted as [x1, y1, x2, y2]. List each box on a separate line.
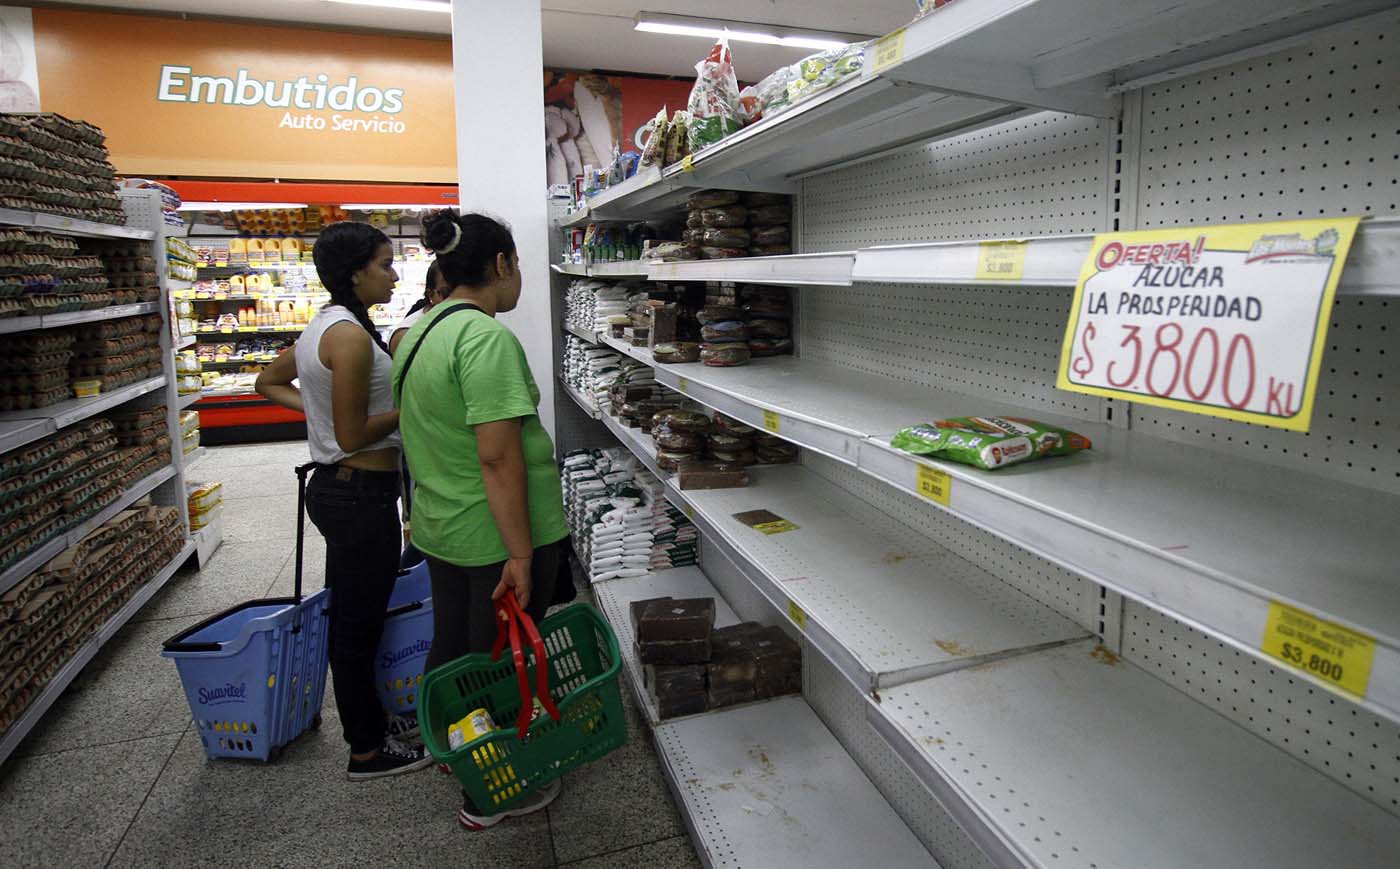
[388, 327, 409, 356]
[476, 417, 534, 607]
[323, 322, 400, 453]
[253, 347, 304, 412]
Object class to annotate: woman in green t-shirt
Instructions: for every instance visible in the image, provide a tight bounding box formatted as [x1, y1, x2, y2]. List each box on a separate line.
[392, 211, 571, 830]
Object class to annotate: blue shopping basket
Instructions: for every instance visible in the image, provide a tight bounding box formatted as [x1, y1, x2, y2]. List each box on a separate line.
[163, 463, 331, 761]
[375, 561, 434, 714]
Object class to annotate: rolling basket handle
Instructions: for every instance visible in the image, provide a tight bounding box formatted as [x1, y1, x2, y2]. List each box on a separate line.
[490, 591, 562, 739]
[291, 462, 316, 633]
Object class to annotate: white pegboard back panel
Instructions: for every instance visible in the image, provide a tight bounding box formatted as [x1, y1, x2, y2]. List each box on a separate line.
[1127, 18, 1400, 493]
[803, 644, 997, 869]
[804, 453, 1095, 636]
[801, 282, 1103, 422]
[1121, 599, 1400, 815]
[800, 112, 1111, 252]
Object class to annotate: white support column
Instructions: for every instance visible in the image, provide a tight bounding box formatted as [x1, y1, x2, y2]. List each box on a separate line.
[450, 0, 555, 438]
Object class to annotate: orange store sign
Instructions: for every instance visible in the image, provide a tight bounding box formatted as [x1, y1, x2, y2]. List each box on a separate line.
[31, 8, 456, 182]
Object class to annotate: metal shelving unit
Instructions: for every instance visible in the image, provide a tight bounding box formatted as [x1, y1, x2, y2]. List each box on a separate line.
[563, 322, 600, 344]
[558, 377, 600, 420]
[0, 540, 194, 765]
[0, 377, 167, 450]
[549, 6, 1400, 864]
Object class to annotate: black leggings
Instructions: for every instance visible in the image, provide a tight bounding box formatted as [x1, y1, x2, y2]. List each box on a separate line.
[424, 541, 561, 674]
[304, 464, 401, 755]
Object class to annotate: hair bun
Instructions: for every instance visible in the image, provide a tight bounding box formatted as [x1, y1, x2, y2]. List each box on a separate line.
[421, 211, 462, 254]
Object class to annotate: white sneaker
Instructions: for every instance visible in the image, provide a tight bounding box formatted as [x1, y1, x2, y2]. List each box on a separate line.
[459, 779, 561, 831]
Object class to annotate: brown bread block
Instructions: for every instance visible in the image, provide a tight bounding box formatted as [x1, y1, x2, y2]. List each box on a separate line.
[634, 597, 715, 643]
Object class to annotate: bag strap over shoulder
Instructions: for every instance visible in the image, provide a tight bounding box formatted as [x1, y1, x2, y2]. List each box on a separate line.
[393, 302, 482, 403]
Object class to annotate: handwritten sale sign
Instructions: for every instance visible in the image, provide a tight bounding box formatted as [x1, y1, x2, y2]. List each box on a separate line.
[1057, 218, 1360, 432]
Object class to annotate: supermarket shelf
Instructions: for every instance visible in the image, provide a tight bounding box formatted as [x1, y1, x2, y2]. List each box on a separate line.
[889, 0, 1399, 106]
[586, 261, 648, 278]
[653, 696, 935, 869]
[176, 392, 202, 411]
[600, 412, 664, 480]
[0, 302, 161, 335]
[558, 377, 600, 420]
[196, 325, 306, 336]
[870, 640, 1400, 869]
[647, 252, 856, 287]
[181, 446, 207, 470]
[0, 206, 154, 240]
[576, 164, 693, 221]
[551, 263, 588, 276]
[0, 418, 51, 455]
[200, 359, 272, 371]
[562, 322, 600, 344]
[167, 278, 194, 292]
[646, 353, 1400, 720]
[66, 465, 176, 547]
[852, 217, 1400, 295]
[0, 376, 166, 443]
[175, 334, 196, 350]
[598, 333, 654, 367]
[593, 567, 744, 727]
[560, 205, 589, 228]
[0, 539, 195, 765]
[0, 536, 67, 598]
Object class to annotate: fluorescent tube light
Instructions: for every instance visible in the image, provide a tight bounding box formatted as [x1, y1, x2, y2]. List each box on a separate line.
[341, 204, 455, 211]
[323, 0, 451, 13]
[635, 12, 865, 52]
[177, 202, 309, 211]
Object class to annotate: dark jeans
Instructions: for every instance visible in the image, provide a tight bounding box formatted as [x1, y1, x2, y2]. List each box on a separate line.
[424, 541, 561, 674]
[305, 464, 402, 755]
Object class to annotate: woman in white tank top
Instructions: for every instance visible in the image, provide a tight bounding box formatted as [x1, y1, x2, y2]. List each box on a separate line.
[255, 222, 430, 781]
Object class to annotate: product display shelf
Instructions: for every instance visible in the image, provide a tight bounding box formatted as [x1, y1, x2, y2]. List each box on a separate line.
[586, 261, 649, 278]
[852, 217, 1400, 295]
[0, 376, 166, 442]
[599, 412, 665, 481]
[196, 325, 306, 336]
[0, 419, 50, 455]
[558, 377, 600, 420]
[653, 696, 936, 869]
[551, 263, 589, 276]
[0, 538, 67, 600]
[200, 359, 273, 371]
[648, 252, 858, 287]
[560, 204, 589, 228]
[575, 164, 691, 221]
[0, 206, 154, 241]
[563, 322, 599, 344]
[167, 278, 194, 293]
[175, 335, 196, 351]
[888, 0, 1396, 112]
[0, 302, 161, 336]
[592, 567, 745, 727]
[64, 465, 177, 551]
[645, 353, 1400, 721]
[176, 392, 201, 411]
[181, 446, 207, 471]
[0, 539, 195, 766]
[870, 639, 1400, 869]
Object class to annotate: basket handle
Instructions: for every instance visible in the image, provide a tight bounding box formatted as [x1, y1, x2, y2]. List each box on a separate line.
[490, 591, 562, 739]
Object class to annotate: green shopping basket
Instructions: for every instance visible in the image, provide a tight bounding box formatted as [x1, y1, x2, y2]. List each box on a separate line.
[420, 592, 626, 813]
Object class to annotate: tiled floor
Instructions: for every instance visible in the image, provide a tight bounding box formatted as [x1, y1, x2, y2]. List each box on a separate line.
[0, 441, 701, 869]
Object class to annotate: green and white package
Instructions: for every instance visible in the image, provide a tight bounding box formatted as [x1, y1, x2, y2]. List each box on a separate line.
[890, 416, 1092, 471]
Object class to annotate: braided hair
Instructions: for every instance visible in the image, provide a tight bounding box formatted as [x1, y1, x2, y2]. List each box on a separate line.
[312, 221, 392, 355]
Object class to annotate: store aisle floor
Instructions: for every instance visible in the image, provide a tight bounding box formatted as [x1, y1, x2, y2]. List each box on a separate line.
[0, 442, 701, 869]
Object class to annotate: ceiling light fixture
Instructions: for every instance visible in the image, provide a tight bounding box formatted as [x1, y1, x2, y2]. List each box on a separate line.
[323, 0, 451, 14]
[634, 12, 868, 52]
[341, 204, 454, 211]
[177, 202, 310, 211]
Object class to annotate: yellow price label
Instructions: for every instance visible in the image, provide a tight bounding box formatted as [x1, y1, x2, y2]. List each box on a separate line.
[683, 503, 694, 520]
[788, 601, 807, 630]
[762, 410, 780, 434]
[975, 240, 1027, 281]
[676, 377, 688, 393]
[870, 28, 906, 74]
[753, 519, 799, 535]
[915, 464, 951, 506]
[238, 326, 257, 332]
[219, 326, 233, 334]
[680, 155, 695, 172]
[1260, 601, 1375, 697]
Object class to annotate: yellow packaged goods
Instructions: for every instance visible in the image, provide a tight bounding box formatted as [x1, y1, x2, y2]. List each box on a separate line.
[265, 238, 282, 263]
[227, 238, 247, 265]
[448, 708, 496, 750]
[189, 504, 221, 531]
[229, 275, 245, 294]
[246, 239, 265, 264]
[72, 379, 101, 398]
[282, 237, 302, 260]
[187, 480, 223, 515]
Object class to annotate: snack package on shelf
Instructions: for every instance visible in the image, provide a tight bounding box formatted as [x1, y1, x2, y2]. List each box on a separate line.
[890, 416, 1092, 470]
[686, 38, 744, 155]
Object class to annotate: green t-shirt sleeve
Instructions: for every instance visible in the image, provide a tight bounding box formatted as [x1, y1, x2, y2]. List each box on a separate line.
[457, 325, 539, 426]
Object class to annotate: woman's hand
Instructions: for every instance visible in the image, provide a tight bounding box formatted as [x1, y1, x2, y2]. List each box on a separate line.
[494, 556, 533, 608]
